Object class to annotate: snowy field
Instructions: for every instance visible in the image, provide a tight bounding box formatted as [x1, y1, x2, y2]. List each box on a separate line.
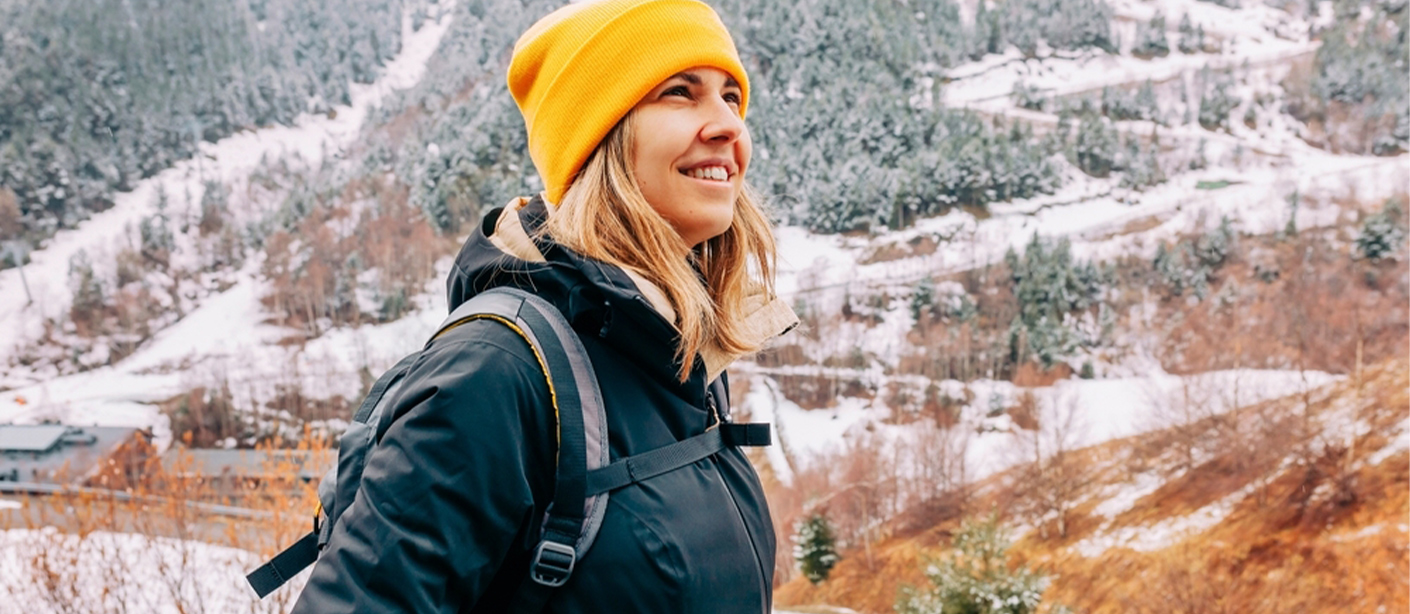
[742, 367, 1341, 487]
[0, 528, 307, 614]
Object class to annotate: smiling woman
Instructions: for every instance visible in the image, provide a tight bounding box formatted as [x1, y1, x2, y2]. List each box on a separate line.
[631, 68, 751, 248]
[289, 1, 798, 613]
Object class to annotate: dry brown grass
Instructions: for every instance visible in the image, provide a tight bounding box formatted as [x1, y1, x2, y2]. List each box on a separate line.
[771, 359, 1410, 614]
[2, 430, 331, 613]
[859, 234, 940, 265]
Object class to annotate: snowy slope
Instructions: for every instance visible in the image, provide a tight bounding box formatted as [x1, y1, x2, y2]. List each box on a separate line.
[0, 2, 457, 387]
[744, 367, 1340, 486]
[0, 4, 459, 447]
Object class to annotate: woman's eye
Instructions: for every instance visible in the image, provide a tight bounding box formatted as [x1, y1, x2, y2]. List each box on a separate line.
[663, 85, 690, 98]
[723, 92, 741, 105]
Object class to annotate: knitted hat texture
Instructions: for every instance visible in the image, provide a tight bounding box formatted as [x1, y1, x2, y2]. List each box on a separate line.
[508, 0, 749, 203]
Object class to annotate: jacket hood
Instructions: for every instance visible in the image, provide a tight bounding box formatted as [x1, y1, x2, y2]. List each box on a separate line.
[447, 195, 797, 391]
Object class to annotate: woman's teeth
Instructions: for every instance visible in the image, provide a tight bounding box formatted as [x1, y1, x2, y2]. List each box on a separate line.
[683, 166, 728, 182]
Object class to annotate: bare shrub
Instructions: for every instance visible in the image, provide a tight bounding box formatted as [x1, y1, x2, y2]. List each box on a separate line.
[1156, 230, 1408, 375]
[161, 386, 248, 449]
[773, 373, 873, 410]
[0, 186, 21, 241]
[1141, 374, 1222, 472]
[1119, 543, 1243, 614]
[3, 431, 329, 613]
[1007, 389, 1091, 540]
[902, 421, 972, 528]
[262, 180, 450, 336]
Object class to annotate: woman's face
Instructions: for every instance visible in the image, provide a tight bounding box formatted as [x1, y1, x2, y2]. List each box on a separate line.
[630, 67, 750, 249]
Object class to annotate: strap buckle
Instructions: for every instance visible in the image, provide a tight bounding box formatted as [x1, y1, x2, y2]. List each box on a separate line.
[721, 423, 772, 447]
[530, 540, 576, 587]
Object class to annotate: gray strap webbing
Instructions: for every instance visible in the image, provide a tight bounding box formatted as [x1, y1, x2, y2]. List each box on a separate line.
[584, 423, 771, 496]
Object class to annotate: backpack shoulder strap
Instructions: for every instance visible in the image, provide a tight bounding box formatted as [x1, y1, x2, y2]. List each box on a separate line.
[442, 289, 611, 611]
[248, 288, 611, 602]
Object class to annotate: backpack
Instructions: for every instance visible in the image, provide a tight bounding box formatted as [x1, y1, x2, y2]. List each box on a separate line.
[245, 286, 772, 612]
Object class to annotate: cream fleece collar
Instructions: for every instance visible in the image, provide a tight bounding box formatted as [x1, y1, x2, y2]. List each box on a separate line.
[489, 196, 798, 381]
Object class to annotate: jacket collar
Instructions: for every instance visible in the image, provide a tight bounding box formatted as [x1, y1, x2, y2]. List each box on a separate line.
[449, 195, 796, 391]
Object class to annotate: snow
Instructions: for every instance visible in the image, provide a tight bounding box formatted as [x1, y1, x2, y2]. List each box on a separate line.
[741, 367, 1342, 487]
[0, 4, 459, 446]
[0, 0, 1399, 593]
[1073, 480, 1255, 557]
[0, 254, 456, 450]
[766, 382, 878, 462]
[743, 377, 796, 486]
[1089, 470, 1167, 520]
[944, 0, 1317, 113]
[0, 528, 307, 614]
[1365, 417, 1410, 467]
[773, 151, 1408, 316]
[0, 1, 458, 388]
[1330, 523, 1410, 543]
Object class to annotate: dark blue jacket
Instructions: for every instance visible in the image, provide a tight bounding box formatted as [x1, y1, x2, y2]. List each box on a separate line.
[292, 198, 777, 613]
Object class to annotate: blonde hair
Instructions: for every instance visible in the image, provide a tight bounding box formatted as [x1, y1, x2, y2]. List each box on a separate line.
[544, 111, 777, 382]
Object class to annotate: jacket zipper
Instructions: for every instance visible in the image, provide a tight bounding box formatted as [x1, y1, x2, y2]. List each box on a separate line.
[707, 388, 769, 614]
[715, 455, 769, 614]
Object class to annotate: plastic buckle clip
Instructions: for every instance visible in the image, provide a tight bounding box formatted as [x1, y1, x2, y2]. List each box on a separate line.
[530, 540, 576, 587]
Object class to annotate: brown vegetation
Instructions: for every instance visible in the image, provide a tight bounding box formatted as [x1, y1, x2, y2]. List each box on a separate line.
[3, 431, 330, 613]
[859, 233, 940, 265]
[1141, 226, 1409, 376]
[262, 177, 450, 336]
[771, 358, 1409, 614]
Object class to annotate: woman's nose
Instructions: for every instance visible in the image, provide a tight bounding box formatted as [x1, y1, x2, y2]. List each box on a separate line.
[699, 97, 744, 144]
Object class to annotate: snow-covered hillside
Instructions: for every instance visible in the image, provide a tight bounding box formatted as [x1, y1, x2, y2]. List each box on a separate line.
[0, 3, 459, 448]
[0, 0, 1402, 464]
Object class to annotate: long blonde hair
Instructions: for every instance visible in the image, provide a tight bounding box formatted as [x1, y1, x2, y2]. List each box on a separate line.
[544, 111, 777, 381]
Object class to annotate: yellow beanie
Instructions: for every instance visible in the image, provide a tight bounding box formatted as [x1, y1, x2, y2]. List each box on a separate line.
[508, 0, 750, 204]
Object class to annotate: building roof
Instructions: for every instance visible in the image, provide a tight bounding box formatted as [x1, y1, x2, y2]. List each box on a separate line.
[0, 425, 69, 453]
[0, 424, 141, 485]
[161, 448, 336, 481]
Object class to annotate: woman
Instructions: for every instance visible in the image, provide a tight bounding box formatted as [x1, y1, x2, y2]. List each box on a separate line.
[291, 0, 797, 612]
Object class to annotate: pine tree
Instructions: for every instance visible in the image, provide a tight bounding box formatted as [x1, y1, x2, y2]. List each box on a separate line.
[1196, 216, 1236, 268]
[1012, 81, 1046, 111]
[1005, 234, 1105, 366]
[1283, 190, 1300, 238]
[794, 514, 840, 584]
[139, 187, 175, 262]
[0, 0, 407, 246]
[68, 248, 106, 331]
[1177, 13, 1198, 53]
[912, 277, 937, 324]
[1356, 198, 1407, 261]
[1132, 11, 1171, 58]
[896, 515, 1051, 614]
[1198, 69, 1241, 131]
[198, 179, 228, 235]
[1135, 80, 1160, 122]
[1072, 114, 1118, 177]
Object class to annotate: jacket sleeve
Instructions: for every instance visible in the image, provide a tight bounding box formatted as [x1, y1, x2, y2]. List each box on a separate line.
[291, 323, 556, 613]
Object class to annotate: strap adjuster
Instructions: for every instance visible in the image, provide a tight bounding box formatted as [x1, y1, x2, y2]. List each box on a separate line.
[530, 540, 576, 587]
[721, 423, 771, 447]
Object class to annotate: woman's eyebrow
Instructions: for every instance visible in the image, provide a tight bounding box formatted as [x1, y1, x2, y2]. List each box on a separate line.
[668, 72, 740, 89]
